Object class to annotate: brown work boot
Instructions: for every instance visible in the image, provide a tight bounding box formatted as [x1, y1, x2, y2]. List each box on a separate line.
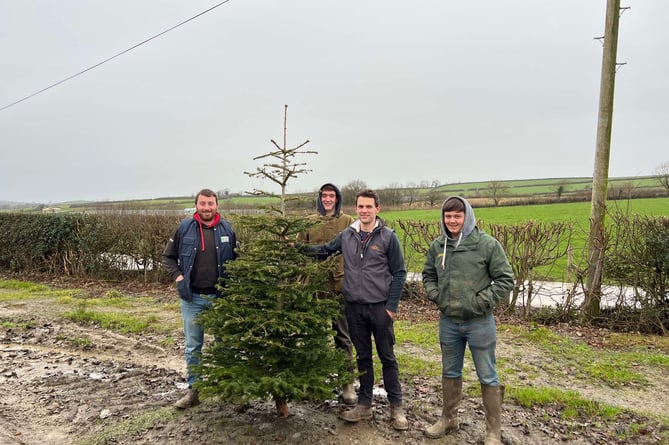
[339, 404, 373, 423]
[390, 404, 409, 431]
[174, 388, 199, 409]
[342, 383, 357, 405]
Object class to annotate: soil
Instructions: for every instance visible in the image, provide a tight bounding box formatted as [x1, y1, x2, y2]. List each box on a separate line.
[1, 279, 667, 445]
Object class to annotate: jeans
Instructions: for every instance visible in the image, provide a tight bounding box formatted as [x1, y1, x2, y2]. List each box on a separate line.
[181, 292, 214, 387]
[439, 313, 499, 385]
[346, 302, 402, 406]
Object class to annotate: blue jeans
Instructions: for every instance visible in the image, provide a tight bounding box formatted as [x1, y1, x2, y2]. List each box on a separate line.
[181, 292, 214, 387]
[346, 302, 402, 406]
[439, 313, 499, 385]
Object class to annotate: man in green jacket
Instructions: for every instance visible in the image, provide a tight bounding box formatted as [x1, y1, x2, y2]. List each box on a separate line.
[297, 183, 357, 405]
[422, 196, 514, 445]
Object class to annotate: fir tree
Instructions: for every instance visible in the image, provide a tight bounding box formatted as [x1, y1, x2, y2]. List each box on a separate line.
[195, 105, 352, 416]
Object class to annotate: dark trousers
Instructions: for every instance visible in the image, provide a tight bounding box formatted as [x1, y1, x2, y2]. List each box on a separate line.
[334, 313, 354, 360]
[345, 301, 402, 406]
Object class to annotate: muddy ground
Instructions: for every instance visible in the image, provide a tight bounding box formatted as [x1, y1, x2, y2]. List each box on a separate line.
[1, 280, 668, 445]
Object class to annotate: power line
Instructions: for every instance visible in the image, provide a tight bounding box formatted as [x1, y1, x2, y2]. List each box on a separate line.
[0, 0, 232, 112]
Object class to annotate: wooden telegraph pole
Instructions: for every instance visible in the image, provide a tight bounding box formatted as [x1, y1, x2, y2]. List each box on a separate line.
[584, 0, 622, 319]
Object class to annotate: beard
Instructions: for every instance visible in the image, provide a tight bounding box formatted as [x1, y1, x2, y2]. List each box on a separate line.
[197, 210, 215, 223]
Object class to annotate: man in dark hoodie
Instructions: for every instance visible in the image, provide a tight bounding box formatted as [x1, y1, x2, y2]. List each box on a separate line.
[297, 183, 357, 405]
[421, 196, 514, 444]
[162, 188, 237, 409]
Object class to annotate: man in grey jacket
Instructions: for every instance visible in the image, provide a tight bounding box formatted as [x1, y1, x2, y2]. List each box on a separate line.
[308, 189, 408, 431]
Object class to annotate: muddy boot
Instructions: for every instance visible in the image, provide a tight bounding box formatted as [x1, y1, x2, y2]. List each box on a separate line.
[425, 377, 462, 439]
[342, 383, 357, 405]
[338, 404, 373, 423]
[481, 384, 504, 445]
[174, 388, 199, 409]
[275, 397, 289, 418]
[390, 404, 409, 431]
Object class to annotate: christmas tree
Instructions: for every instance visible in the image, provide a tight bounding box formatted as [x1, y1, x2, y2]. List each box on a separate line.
[195, 106, 352, 416]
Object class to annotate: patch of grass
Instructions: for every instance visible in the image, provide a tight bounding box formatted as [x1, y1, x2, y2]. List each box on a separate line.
[393, 320, 441, 378]
[396, 353, 441, 378]
[158, 337, 176, 348]
[0, 279, 50, 292]
[64, 303, 154, 334]
[72, 406, 178, 445]
[56, 334, 93, 347]
[584, 361, 646, 387]
[0, 320, 22, 329]
[508, 386, 621, 420]
[518, 326, 648, 387]
[395, 321, 438, 350]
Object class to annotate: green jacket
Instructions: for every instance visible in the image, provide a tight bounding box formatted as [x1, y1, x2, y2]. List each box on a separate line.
[422, 197, 514, 322]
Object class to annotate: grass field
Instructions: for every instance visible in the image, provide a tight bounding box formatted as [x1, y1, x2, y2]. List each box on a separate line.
[381, 197, 669, 279]
[429, 175, 662, 198]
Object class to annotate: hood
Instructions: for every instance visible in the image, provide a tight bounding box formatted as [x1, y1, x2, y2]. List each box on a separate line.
[440, 196, 476, 241]
[316, 183, 343, 216]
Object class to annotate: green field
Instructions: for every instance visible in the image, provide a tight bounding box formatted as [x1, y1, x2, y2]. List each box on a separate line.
[382, 197, 669, 225]
[381, 197, 669, 279]
[429, 176, 661, 198]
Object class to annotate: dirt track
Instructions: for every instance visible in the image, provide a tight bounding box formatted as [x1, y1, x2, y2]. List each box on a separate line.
[1, 282, 667, 445]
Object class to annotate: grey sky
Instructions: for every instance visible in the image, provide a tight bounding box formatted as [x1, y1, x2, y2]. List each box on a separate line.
[1, 0, 667, 203]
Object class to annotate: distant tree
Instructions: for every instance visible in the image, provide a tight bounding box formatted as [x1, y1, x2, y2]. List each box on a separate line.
[341, 179, 367, 206]
[378, 183, 403, 207]
[430, 179, 441, 188]
[554, 180, 569, 200]
[425, 186, 444, 208]
[486, 180, 510, 207]
[404, 182, 419, 207]
[655, 162, 669, 195]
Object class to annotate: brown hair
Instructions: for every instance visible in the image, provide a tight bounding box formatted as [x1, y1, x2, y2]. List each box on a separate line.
[356, 189, 380, 207]
[442, 197, 465, 213]
[195, 188, 218, 204]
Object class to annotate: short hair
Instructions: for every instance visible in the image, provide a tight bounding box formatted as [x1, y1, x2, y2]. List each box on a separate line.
[319, 184, 337, 194]
[195, 188, 218, 205]
[356, 189, 380, 207]
[442, 198, 465, 213]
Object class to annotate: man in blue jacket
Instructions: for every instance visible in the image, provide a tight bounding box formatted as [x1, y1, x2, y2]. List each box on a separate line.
[162, 188, 237, 409]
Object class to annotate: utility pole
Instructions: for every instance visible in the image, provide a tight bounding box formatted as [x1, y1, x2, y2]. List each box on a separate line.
[584, 0, 622, 319]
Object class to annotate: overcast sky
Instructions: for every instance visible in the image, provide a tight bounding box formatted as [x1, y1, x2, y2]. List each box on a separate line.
[1, 0, 667, 204]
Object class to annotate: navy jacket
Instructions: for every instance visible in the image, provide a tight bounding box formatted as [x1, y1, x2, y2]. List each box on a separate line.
[162, 217, 237, 301]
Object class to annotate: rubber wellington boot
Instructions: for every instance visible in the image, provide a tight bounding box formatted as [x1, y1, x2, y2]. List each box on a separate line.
[342, 383, 357, 405]
[424, 377, 462, 439]
[174, 388, 199, 409]
[481, 384, 504, 445]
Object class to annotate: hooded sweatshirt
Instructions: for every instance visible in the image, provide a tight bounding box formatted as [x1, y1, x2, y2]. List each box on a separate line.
[421, 196, 514, 322]
[297, 183, 354, 291]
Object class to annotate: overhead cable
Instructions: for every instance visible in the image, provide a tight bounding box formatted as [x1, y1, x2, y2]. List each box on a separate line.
[0, 0, 232, 112]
